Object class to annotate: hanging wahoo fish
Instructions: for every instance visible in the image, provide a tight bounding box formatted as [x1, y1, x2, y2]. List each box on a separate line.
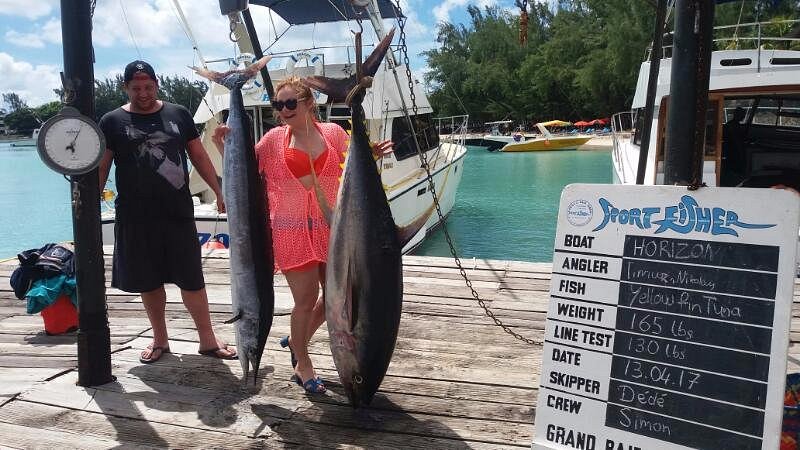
[301, 28, 414, 407]
[191, 57, 275, 383]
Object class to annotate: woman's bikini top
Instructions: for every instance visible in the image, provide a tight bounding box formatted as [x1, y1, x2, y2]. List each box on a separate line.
[283, 128, 329, 179]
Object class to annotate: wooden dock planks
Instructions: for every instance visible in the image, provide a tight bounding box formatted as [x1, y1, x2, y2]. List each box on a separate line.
[0, 249, 796, 448]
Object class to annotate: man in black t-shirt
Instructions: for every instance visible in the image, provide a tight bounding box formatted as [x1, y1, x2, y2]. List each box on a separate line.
[98, 60, 236, 364]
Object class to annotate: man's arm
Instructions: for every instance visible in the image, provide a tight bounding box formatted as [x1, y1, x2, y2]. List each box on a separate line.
[186, 137, 225, 213]
[98, 149, 113, 191]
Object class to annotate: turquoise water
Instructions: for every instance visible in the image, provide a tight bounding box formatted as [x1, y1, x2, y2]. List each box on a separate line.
[0, 142, 74, 258]
[412, 146, 613, 262]
[0, 141, 612, 262]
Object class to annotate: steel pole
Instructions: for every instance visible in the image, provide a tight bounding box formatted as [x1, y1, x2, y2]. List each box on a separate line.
[241, 8, 275, 100]
[663, 0, 715, 185]
[61, 0, 114, 386]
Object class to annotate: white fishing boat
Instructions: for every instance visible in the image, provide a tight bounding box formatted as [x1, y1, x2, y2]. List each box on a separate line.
[611, 19, 800, 188]
[100, 0, 468, 254]
[9, 128, 40, 148]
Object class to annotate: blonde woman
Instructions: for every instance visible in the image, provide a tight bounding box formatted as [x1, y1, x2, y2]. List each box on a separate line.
[214, 76, 391, 393]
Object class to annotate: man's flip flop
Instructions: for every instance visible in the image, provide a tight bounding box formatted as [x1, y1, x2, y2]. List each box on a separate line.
[139, 344, 170, 364]
[198, 344, 237, 360]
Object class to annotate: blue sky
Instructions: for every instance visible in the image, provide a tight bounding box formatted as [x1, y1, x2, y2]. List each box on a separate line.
[0, 0, 522, 108]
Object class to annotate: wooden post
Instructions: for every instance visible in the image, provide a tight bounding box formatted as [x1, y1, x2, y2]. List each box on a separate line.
[61, 0, 114, 386]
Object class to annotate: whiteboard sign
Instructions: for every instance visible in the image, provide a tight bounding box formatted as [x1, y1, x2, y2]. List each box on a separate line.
[533, 184, 799, 450]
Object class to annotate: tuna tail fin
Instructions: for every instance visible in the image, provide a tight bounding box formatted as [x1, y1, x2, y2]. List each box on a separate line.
[190, 56, 271, 91]
[301, 28, 395, 103]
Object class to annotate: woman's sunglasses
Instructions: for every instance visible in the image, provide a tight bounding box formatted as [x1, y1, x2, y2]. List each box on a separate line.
[271, 97, 305, 111]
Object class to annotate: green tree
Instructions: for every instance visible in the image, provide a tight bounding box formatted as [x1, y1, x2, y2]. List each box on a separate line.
[94, 75, 128, 120]
[91, 75, 208, 120]
[157, 75, 208, 115]
[2, 92, 27, 112]
[424, 0, 799, 126]
[34, 101, 62, 122]
[3, 108, 39, 134]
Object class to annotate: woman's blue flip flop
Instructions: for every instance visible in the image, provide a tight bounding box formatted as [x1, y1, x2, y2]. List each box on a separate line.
[280, 336, 297, 368]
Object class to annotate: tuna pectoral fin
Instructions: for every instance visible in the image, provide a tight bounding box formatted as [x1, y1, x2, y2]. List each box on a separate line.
[224, 310, 243, 324]
[301, 28, 395, 102]
[345, 263, 358, 333]
[302, 76, 355, 103]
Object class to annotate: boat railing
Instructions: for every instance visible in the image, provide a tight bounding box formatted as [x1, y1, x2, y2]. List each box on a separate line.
[435, 114, 470, 147]
[649, 19, 800, 71]
[610, 112, 634, 183]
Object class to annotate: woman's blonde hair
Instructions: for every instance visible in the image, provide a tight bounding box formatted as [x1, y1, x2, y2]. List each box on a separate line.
[273, 76, 317, 122]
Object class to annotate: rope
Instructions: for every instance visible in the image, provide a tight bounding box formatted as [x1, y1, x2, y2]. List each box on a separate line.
[119, 0, 142, 59]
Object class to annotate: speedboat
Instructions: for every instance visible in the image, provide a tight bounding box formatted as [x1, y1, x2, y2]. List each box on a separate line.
[499, 121, 591, 152]
[100, 1, 468, 254]
[611, 19, 800, 188]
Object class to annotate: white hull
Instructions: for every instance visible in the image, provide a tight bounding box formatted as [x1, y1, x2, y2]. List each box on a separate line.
[611, 46, 800, 187]
[101, 143, 466, 255]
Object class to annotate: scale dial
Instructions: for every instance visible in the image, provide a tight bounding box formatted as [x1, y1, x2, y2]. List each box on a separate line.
[37, 106, 106, 175]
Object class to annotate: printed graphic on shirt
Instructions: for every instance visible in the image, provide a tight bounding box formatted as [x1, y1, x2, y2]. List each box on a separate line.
[124, 125, 186, 190]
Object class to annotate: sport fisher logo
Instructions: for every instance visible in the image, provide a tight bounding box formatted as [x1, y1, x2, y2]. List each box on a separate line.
[591, 194, 775, 237]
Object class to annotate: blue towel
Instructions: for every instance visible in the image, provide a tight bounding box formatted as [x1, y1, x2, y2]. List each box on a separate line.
[26, 275, 77, 314]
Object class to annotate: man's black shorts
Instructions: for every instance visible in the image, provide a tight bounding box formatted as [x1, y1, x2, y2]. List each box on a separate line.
[111, 219, 205, 293]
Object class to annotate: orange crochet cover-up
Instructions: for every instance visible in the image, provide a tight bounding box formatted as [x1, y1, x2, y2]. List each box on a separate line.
[256, 122, 348, 272]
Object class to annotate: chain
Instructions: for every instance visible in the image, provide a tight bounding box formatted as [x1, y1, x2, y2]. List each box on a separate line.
[90, 0, 96, 18]
[229, 14, 239, 42]
[392, 0, 540, 346]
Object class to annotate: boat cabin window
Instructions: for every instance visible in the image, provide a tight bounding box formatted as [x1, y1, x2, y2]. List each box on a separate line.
[720, 95, 800, 190]
[752, 98, 780, 126]
[326, 105, 351, 134]
[391, 114, 440, 161]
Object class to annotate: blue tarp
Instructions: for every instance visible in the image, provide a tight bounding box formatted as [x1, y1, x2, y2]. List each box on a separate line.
[249, 0, 402, 25]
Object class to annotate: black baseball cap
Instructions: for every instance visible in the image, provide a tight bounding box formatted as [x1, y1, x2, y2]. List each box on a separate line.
[123, 60, 157, 83]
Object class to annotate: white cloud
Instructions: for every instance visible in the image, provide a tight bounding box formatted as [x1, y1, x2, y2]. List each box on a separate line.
[0, 52, 60, 106]
[4, 18, 61, 48]
[42, 17, 61, 43]
[91, 0, 183, 49]
[433, 0, 497, 25]
[5, 30, 44, 48]
[0, 0, 57, 19]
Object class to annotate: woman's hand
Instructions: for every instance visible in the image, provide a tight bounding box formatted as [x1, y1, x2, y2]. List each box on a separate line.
[214, 190, 226, 214]
[212, 124, 230, 154]
[372, 140, 394, 158]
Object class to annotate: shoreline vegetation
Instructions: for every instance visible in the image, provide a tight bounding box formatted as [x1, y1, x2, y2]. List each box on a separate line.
[424, 1, 800, 129]
[1, 2, 797, 135]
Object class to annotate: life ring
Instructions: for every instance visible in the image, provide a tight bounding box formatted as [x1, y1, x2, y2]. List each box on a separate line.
[285, 52, 323, 77]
